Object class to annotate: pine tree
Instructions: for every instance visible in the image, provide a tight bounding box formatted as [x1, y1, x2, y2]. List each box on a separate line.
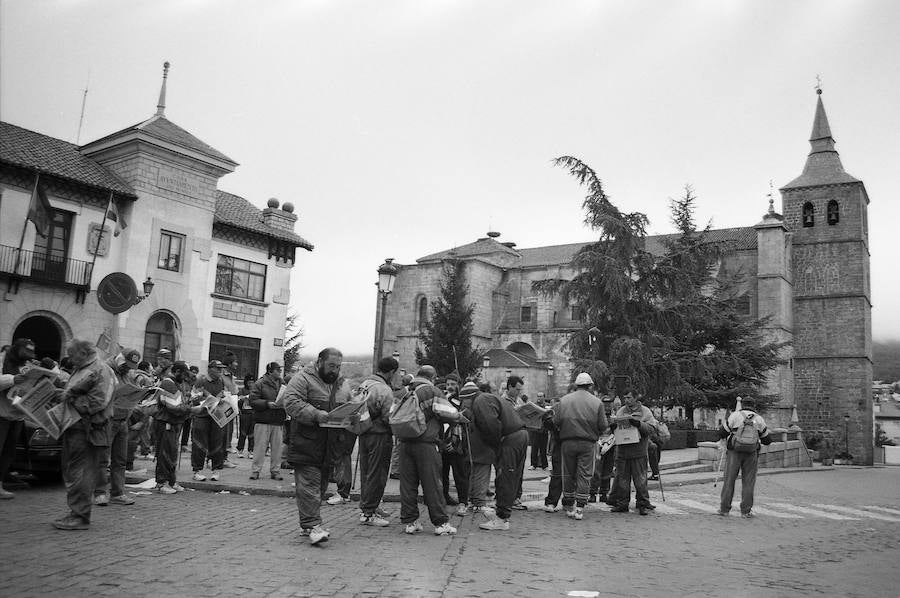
[534, 156, 786, 414]
[415, 260, 483, 378]
[282, 309, 304, 373]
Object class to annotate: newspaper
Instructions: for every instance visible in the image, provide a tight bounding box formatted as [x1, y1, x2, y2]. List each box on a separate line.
[8, 365, 58, 399]
[320, 401, 369, 429]
[203, 392, 238, 428]
[113, 383, 157, 412]
[10, 378, 74, 439]
[515, 401, 548, 431]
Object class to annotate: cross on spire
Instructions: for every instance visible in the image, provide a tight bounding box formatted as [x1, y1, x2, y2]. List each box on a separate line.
[815, 73, 822, 95]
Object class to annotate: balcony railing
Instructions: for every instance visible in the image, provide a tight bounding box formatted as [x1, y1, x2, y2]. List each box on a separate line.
[0, 244, 93, 288]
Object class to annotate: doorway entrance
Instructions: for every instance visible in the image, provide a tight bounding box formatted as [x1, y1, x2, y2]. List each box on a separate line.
[13, 315, 63, 362]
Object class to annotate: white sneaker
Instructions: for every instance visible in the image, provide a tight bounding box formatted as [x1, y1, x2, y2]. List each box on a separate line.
[210, 471, 220, 482]
[192, 472, 206, 481]
[309, 525, 330, 545]
[326, 495, 348, 505]
[574, 507, 584, 520]
[404, 521, 423, 534]
[171, 483, 186, 492]
[434, 522, 457, 536]
[479, 517, 510, 531]
[542, 504, 560, 513]
[360, 514, 390, 527]
[566, 508, 577, 519]
[156, 484, 176, 495]
[455, 503, 468, 517]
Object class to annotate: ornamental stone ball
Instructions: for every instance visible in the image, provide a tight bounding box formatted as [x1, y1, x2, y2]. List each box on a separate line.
[267, 197, 280, 209]
[282, 202, 295, 213]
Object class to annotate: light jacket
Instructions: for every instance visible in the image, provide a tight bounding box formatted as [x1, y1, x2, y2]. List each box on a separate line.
[554, 389, 609, 443]
[359, 373, 394, 435]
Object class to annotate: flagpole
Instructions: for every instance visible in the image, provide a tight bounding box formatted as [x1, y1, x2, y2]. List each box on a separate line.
[87, 190, 114, 290]
[13, 173, 41, 276]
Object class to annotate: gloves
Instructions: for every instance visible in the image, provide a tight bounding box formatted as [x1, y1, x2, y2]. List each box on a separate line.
[315, 409, 330, 424]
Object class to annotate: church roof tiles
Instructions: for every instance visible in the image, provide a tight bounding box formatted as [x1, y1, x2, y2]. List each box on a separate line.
[214, 190, 313, 250]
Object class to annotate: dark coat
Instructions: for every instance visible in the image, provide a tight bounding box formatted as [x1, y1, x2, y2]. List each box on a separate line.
[249, 373, 285, 426]
[282, 365, 353, 467]
[468, 392, 525, 465]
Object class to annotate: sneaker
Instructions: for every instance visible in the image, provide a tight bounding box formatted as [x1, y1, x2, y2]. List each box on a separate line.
[649, 474, 660, 481]
[227, 447, 237, 454]
[455, 503, 468, 517]
[52, 514, 89, 531]
[222, 460, 237, 469]
[171, 483, 186, 492]
[309, 525, 330, 545]
[249, 472, 260, 480]
[434, 522, 457, 536]
[404, 521, 424, 534]
[717, 510, 729, 516]
[237, 451, 246, 458]
[210, 471, 220, 482]
[360, 514, 390, 527]
[156, 484, 177, 495]
[192, 472, 207, 482]
[574, 507, 584, 520]
[638, 507, 648, 516]
[271, 472, 283, 481]
[326, 495, 349, 505]
[479, 517, 509, 531]
[299, 528, 311, 537]
[248, 452, 254, 460]
[566, 508, 577, 519]
[109, 494, 135, 506]
[610, 506, 629, 513]
[0, 488, 14, 500]
[542, 504, 560, 513]
[527, 465, 536, 470]
[511, 498, 527, 510]
[375, 507, 392, 518]
[93, 493, 110, 506]
[741, 512, 754, 519]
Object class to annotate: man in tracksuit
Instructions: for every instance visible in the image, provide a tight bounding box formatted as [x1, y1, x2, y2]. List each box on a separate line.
[470, 383, 528, 531]
[553, 372, 609, 520]
[356, 356, 398, 527]
[281, 347, 353, 545]
[190, 361, 227, 482]
[610, 391, 657, 515]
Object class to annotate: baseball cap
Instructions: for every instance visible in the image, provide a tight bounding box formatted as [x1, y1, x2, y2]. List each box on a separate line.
[121, 348, 141, 369]
[574, 372, 594, 386]
[207, 359, 227, 369]
[157, 348, 173, 358]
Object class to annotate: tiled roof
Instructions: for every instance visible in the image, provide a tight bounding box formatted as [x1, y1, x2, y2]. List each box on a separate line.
[85, 115, 237, 166]
[436, 227, 758, 269]
[215, 190, 313, 250]
[484, 348, 540, 368]
[417, 236, 520, 264]
[0, 121, 136, 197]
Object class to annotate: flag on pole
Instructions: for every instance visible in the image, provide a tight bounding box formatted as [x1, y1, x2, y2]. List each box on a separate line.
[107, 199, 128, 237]
[27, 181, 53, 238]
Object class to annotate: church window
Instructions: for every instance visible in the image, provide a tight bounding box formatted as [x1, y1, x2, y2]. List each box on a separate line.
[416, 296, 428, 331]
[143, 312, 178, 365]
[570, 304, 584, 321]
[827, 200, 840, 225]
[520, 306, 532, 324]
[802, 202, 815, 228]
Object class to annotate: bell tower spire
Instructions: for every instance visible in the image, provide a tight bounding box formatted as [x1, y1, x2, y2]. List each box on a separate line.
[156, 61, 170, 117]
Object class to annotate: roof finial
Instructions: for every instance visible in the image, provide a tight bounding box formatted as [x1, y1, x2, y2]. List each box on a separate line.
[815, 73, 822, 95]
[767, 179, 775, 215]
[156, 61, 170, 116]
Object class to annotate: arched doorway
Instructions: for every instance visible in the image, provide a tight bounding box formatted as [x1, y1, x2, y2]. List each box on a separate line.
[13, 315, 63, 362]
[505, 342, 537, 360]
[143, 311, 179, 366]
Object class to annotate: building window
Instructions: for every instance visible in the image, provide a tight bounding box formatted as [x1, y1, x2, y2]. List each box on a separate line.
[735, 293, 751, 315]
[158, 230, 184, 272]
[521, 306, 532, 324]
[802, 202, 815, 228]
[209, 332, 260, 380]
[416, 296, 428, 331]
[215, 254, 266, 301]
[827, 200, 840, 225]
[32, 209, 73, 282]
[571, 304, 584, 321]
[143, 312, 178, 365]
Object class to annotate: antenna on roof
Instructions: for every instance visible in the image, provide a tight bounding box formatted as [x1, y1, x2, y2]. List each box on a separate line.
[156, 61, 170, 116]
[815, 73, 822, 95]
[75, 70, 90, 145]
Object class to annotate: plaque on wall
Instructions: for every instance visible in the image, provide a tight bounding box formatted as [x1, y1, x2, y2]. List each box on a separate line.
[87, 223, 112, 256]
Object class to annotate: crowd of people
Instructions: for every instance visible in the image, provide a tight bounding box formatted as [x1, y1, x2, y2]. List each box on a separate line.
[0, 338, 771, 539]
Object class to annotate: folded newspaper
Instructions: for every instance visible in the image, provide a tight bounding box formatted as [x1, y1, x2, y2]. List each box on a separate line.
[320, 400, 369, 429]
[515, 401, 548, 430]
[11, 378, 77, 440]
[8, 365, 59, 399]
[203, 392, 238, 428]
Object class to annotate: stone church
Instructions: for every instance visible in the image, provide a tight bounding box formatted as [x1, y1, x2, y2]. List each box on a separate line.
[377, 91, 874, 464]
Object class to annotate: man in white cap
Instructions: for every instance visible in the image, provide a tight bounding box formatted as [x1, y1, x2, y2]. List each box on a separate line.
[553, 372, 608, 520]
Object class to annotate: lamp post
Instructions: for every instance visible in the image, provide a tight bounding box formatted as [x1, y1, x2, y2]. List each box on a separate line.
[844, 413, 851, 460]
[373, 259, 398, 370]
[546, 363, 554, 398]
[134, 277, 155, 304]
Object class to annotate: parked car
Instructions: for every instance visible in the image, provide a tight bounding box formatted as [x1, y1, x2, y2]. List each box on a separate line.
[13, 421, 63, 480]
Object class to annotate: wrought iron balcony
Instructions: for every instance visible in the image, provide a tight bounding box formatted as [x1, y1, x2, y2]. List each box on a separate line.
[0, 244, 93, 289]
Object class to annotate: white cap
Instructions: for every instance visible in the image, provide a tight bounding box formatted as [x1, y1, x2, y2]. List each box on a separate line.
[574, 372, 593, 386]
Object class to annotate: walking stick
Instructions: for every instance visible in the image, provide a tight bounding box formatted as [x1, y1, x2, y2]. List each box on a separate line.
[656, 465, 665, 502]
[712, 443, 726, 488]
[351, 444, 360, 491]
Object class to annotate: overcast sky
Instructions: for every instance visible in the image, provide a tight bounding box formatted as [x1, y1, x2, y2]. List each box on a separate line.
[2, 0, 898, 355]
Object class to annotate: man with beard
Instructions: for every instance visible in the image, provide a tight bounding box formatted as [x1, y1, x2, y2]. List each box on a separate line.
[94, 348, 142, 507]
[0, 338, 37, 499]
[281, 348, 352, 545]
[52, 340, 115, 530]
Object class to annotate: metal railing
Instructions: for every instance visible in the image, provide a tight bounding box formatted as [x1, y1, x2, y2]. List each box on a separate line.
[0, 244, 93, 287]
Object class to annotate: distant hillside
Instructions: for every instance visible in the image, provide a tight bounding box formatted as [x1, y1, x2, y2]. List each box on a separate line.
[874, 340, 900, 382]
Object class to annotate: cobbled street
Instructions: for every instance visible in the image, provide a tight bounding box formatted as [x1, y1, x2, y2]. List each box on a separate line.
[1, 467, 898, 598]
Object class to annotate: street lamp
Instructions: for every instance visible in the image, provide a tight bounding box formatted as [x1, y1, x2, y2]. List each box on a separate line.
[134, 277, 155, 304]
[547, 364, 554, 377]
[373, 259, 398, 370]
[844, 413, 851, 459]
[483, 354, 491, 369]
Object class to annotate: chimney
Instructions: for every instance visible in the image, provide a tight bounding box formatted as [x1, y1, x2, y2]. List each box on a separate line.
[262, 198, 298, 232]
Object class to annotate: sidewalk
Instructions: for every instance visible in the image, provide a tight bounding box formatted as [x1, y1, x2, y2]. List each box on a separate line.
[125, 445, 834, 501]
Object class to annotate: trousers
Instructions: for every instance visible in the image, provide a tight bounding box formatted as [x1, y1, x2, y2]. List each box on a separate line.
[96, 418, 129, 498]
[191, 417, 223, 471]
[154, 419, 182, 486]
[358, 433, 392, 515]
[494, 429, 528, 520]
[62, 425, 102, 522]
[399, 441, 448, 526]
[719, 449, 758, 515]
[614, 456, 651, 509]
[561, 439, 596, 508]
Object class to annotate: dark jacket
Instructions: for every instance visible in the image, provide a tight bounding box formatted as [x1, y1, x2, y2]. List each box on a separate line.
[282, 365, 352, 467]
[154, 377, 192, 425]
[191, 375, 225, 419]
[611, 404, 655, 460]
[403, 377, 455, 445]
[249, 373, 285, 426]
[469, 392, 525, 464]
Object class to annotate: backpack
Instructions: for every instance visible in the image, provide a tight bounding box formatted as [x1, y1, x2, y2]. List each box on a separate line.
[388, 387, 427, 439]
[732, 414, 760, 453]
[653, 420, 671, 445]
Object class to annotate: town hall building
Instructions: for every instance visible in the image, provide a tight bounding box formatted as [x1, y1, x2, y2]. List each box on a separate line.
[376, 91, 874, 464]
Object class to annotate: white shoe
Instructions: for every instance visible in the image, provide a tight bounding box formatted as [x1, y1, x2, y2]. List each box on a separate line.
[434, 522, 457, 536]
[479, 517, 510, 531]
[360, 514, 390, 527]
[309, 525, 330, 545]
[404, 521, 423, 534]
[156, 484, 177, 495]
[326, 495, 348, 505]
[192, 472, 206, 481]
[210, 471, 220, 482]
[574, 507, 584, 520]
[542, 504, 560, 513]
[566, 508, 577, 519]
[455, 503, 468, 517]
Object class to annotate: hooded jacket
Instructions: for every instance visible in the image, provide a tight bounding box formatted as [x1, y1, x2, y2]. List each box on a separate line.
[469, 392, 525, 464]
[282, 364, 352, 466]
[358, 373, 394, 435]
